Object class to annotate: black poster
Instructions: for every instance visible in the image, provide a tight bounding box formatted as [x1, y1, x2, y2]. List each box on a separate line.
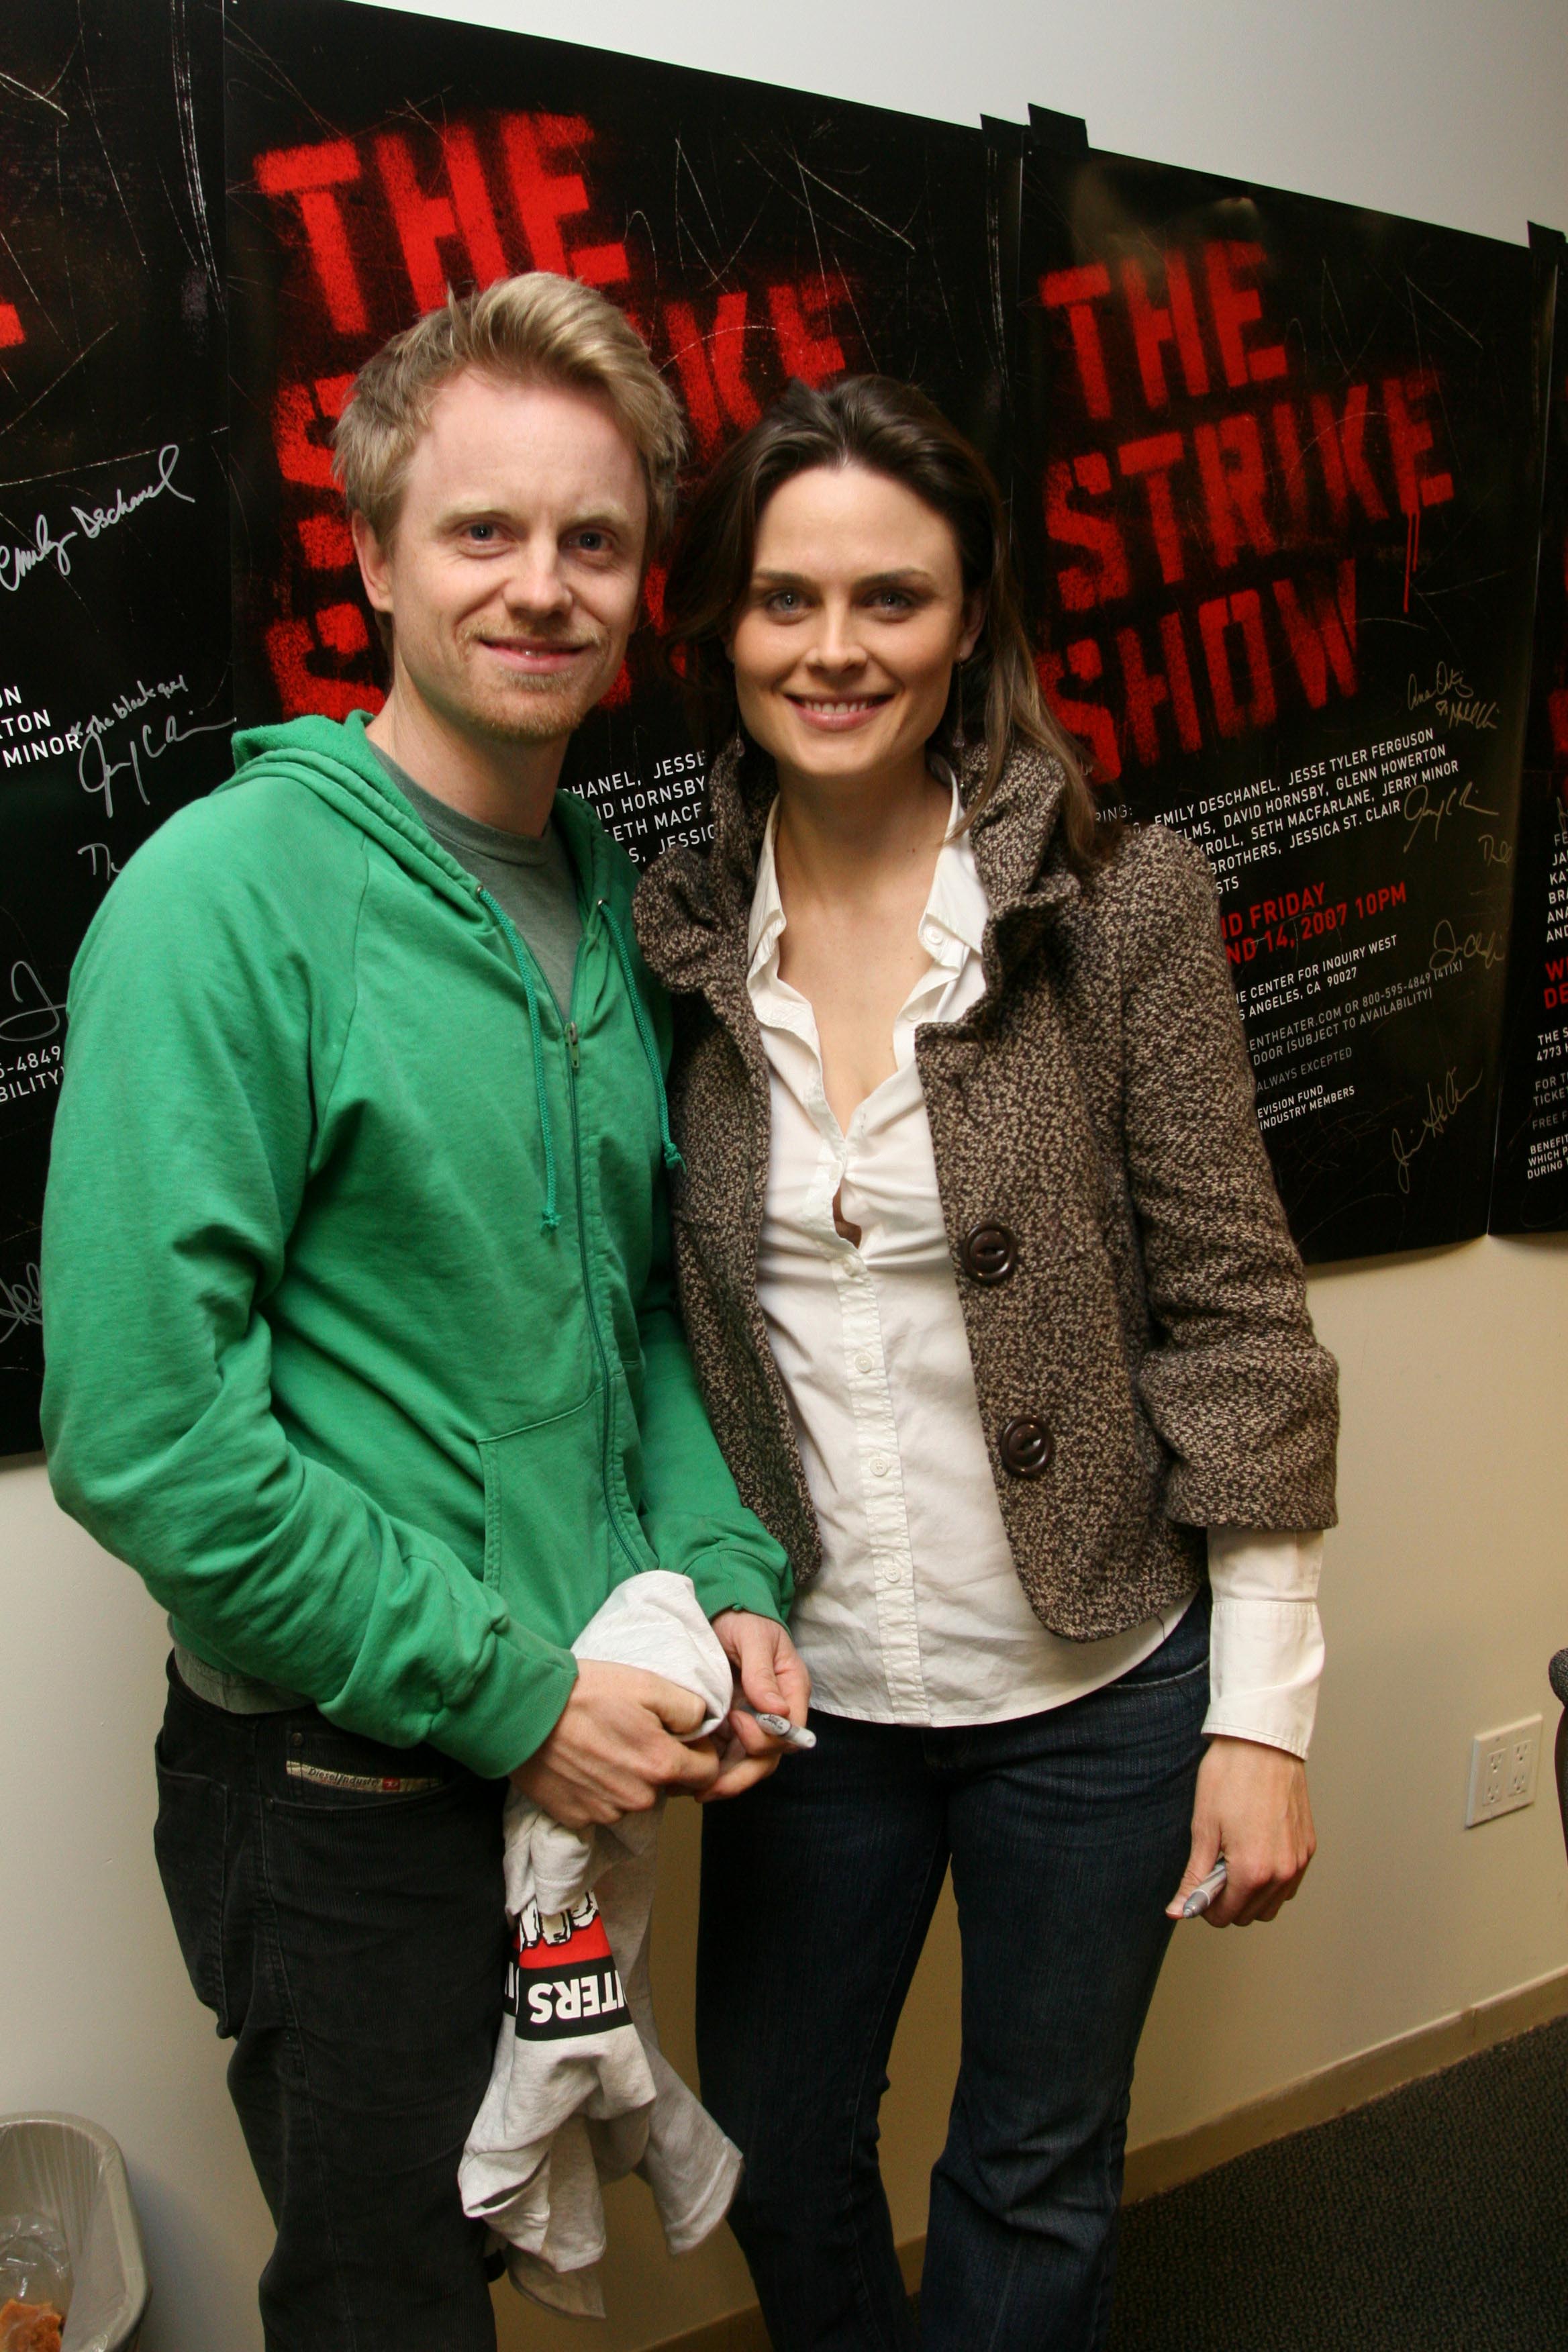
[225, 0, 1001, 854]
[1015, 141, 1542, 1263]
[1490, 231, 1568, 1235]
[0, 0, 231, 1457]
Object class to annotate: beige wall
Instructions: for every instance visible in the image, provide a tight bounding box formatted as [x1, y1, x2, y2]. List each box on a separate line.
[4, 3, 1567, 2347]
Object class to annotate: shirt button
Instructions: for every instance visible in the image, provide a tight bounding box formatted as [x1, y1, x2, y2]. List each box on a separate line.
[880, 1562, 900, 1583]
[869, 1454, 890, 1478]
[854, 1350, 874, 1375]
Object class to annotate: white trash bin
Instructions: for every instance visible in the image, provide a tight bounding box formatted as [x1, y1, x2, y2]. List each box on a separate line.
[0, 2116, 148, 2352]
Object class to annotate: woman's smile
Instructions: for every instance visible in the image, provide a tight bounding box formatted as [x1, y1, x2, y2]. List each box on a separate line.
[784, 692, 895, 730]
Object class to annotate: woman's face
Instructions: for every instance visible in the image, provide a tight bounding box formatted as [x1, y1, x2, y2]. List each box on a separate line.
[726, 462, 983, 792]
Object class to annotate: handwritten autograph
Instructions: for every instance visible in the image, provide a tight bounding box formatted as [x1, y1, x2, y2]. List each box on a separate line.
[0, 1262, 42, 1351]
[1390, 1067, 1483, 1193]
[1408, 664, 1500, 732]
[78, 707, 231, 820]
[1402, 776, 1500, 854]
[1429, 919, 1506, 976]
[0, 962, 66, 1046]
[0, 446, 193, 594]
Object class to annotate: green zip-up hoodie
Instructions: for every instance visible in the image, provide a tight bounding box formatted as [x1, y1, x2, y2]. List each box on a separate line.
[40, 713, 789, 1776]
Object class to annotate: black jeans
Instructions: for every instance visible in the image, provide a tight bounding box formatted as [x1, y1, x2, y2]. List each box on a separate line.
[697, 1588, 1212, 2352]
[152, 1659, 508, 2351]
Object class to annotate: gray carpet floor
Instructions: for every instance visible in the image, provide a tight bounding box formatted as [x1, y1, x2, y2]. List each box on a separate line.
[1106, 2018, 1568, 2350]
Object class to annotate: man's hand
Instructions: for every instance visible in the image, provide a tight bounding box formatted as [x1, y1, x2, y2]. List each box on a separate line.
[701, 1608, 812, 1803]
[511, 1659, 721, 1830]
[1167, 1735, 1316, 1926]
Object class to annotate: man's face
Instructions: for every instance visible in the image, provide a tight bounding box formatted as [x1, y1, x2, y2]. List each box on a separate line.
[353, 369, 648, 750]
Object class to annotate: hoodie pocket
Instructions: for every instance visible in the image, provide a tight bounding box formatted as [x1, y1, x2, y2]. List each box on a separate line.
[479, 1391, 615, 1631]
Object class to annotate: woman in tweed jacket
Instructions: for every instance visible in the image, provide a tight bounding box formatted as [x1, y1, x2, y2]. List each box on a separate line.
[634, 377, 1338, 2352]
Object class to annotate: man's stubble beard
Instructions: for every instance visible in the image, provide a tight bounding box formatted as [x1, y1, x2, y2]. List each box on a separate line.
[475, 677, 601, 747]
[406, 622, 625, 750]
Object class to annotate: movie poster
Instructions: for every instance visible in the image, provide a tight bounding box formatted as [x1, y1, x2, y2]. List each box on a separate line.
[225, 0, 1001, 853]
[1015, 141, 1542, 1263]
[1490, 231, 1568, 1234]
[0, 0, 230, 1457]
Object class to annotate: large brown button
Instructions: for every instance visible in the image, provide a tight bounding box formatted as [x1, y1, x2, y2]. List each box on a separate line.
[999, 1417, 1054, 1477]
[960, 1222, 1018, 1285]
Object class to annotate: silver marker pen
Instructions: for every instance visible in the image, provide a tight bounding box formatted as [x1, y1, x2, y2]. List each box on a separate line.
[741, 1706, 817, 1751]
[1180, 1858, 1228, 1918]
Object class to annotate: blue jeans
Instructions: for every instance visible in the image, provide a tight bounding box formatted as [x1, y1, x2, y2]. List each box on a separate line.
[696, 1587, 1211, 2352]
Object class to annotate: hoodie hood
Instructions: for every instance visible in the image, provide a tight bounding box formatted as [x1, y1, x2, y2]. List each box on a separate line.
[226, 708, 614, 929]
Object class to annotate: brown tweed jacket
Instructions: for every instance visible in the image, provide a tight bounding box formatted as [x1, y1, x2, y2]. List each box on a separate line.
[634, 736, 1338, 1641]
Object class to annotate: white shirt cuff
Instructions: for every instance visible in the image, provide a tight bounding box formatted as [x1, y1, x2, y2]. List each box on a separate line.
[1202, 1528, 1325, 1760]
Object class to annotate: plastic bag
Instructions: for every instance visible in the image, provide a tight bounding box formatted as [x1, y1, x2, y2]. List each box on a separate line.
[0, 2217, 71, 2314]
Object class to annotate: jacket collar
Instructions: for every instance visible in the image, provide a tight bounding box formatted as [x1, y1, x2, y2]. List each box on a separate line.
[634, 734, 1082, 1006]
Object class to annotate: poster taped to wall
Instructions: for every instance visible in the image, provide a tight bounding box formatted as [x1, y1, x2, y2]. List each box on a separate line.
[1490, 230, 1568, 1234]
[1014, 139, 1542, 1264]
[0, 0, 231, 1457]
[1, 0, 1564, 1455]
[225, 0, 1002, 855]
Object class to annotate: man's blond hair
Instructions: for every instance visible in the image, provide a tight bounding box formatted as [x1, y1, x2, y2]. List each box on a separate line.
[333, 273, 686, 550]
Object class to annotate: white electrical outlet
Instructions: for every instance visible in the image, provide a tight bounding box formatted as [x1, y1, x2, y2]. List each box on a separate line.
[1465, 1716, 1542, 1826]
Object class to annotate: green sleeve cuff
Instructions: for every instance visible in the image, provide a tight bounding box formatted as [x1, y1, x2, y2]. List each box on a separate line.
[686, 1551, 790, 1628]
[433, 1633, 579, 1778]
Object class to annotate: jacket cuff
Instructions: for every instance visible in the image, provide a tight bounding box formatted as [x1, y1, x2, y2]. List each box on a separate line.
[433, 1634, 579, 1778]
[686, 1551, 788, 1628]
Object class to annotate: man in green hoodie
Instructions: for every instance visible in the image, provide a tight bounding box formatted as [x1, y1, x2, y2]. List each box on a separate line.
[41, 274, 805, 2351]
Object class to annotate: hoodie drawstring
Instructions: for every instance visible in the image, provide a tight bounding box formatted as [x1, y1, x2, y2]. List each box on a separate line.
[477, 888, 560, 1232]
[598, 900, 684, 1173]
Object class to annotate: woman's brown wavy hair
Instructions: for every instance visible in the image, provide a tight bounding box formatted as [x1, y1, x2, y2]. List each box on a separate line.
[661, 373, 1113, 877]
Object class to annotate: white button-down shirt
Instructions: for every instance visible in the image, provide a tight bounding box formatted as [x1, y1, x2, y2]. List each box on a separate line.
[746, 797, 1324, 1753]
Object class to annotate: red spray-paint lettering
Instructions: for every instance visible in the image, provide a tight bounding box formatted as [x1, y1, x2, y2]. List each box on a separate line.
[1118, 611, 1202, 762]
[1044, 242, 1285, 421]
[274, 375, 354, 489]
[767, 275, 848, 385]
[1043, 558, 1363, 772]
[1271, 562, 1357, 707]
[1308, 385, 1387, 526]
[1193, 412, 1277, 568]
[375, 128, 507, 307]
[254, 111, 867, 721]
[266, 612, 383, 722]
[442, 125, 510, 288]
[1199, 589, 1277, 736]
[1383, 369, 1455, 514]
[1044, 452, 1130, 610]
[1036, 641, 1122, 782]
[298, 512, 354, 568]
[1204, 242, 1286, 389]
[1117, 434, 1186, 585]
[1041, 264, 1115, 419]
[501, 113, 627, 284]
[665, 291, 762, 456]
[255, 140, 369, 334]
[1121, 252, 1209, 407]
